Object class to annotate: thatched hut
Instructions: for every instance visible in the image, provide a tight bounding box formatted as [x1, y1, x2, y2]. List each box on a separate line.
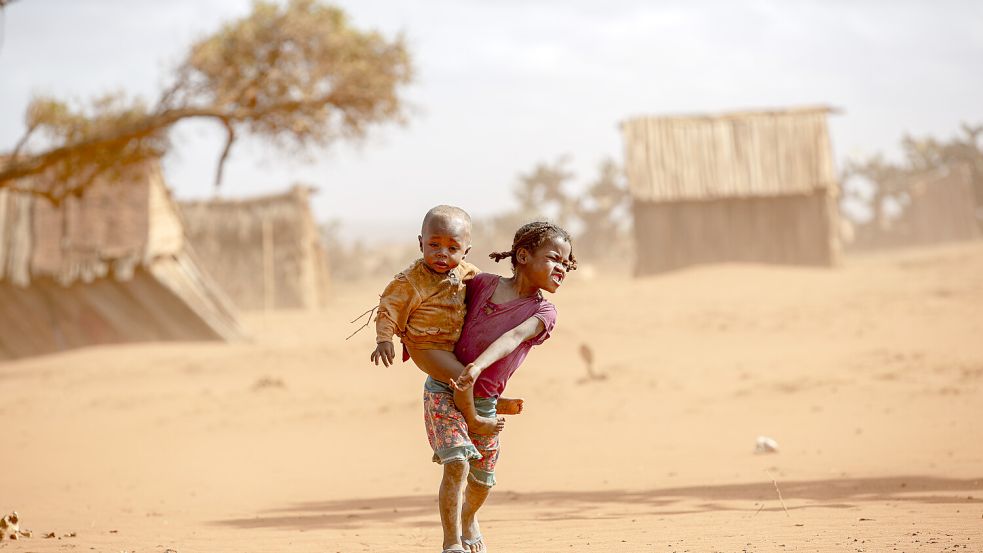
[622, 106, 841, 274]
[179, 186, 330, 311]
[0, 162, 244, 361]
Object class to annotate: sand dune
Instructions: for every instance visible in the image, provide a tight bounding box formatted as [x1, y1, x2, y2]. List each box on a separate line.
[2, 243, 982, 552]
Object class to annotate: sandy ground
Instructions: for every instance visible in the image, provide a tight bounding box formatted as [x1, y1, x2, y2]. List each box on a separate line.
[2, 242, 983, 552]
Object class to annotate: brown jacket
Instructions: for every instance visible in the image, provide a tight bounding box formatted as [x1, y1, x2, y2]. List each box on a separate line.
[375, 259, 480, 351]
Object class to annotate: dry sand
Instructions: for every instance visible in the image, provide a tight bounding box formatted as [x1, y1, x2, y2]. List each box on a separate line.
[2, 243, 982, 552]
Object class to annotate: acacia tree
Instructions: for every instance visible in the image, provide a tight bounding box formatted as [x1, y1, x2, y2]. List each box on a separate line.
[574, 159, 630, 260]
[843, 123, 983, 230]
[841, 155, 912, 230]
[901, 124, 983, 213]
[1, 0, 413, 204]
[480, 158, 630, 265]
[512, 158, 578, 228]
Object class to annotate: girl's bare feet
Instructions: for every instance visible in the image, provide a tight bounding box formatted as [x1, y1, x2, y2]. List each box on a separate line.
[496, 397, 524, 415]
[470, 415, 505, 435]
[462, 525, 485, 553]
[461, 480, 490, 553]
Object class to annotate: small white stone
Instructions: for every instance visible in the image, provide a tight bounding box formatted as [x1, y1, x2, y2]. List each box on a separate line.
[755, 435, 779, 453]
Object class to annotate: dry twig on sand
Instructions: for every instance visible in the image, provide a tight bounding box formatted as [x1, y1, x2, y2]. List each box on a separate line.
[772, 478, 791, 517]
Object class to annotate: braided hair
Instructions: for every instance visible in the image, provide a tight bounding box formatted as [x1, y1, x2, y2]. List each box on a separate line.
[489, 221, 578, 272]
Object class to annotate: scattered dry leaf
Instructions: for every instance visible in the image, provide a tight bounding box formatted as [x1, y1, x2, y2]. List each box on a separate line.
[252, 376, 286, 390]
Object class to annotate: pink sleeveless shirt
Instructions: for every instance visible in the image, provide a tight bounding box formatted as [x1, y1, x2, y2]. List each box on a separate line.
[454, 273, 557, 398]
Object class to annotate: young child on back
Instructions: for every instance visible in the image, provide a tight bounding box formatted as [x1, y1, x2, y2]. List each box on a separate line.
[370, 205, 519, 434]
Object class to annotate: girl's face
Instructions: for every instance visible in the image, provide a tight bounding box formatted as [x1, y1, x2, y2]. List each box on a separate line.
[517, 235, 572, 293]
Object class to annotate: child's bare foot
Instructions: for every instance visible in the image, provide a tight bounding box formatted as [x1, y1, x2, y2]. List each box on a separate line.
[470, 415, 505, 435]
[462, 520, 485, 553]
[496, 397, 524, 415]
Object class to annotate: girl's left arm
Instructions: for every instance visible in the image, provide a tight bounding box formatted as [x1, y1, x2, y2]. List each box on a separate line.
[450, 316, 545, 391]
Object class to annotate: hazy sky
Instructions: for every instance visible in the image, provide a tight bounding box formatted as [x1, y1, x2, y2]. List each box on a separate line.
[2, 0, 981, 242]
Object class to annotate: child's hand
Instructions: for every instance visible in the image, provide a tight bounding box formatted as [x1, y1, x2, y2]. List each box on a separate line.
[371, 341, 396, 367]
[451, 363, 481, 391]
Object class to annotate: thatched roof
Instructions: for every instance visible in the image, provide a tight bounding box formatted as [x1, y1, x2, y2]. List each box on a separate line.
[622, 105, 838, 202]
[180, 185, 319, 233]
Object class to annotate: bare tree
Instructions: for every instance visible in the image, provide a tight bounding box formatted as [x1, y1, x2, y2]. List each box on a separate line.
[479, 157, 630, 266]
[573, 158, 630, 260]
[842, 155, 912, 230]
[1, 0, 413, 204]
[901, 123, 983, 213]
[843, 122, 983, 231]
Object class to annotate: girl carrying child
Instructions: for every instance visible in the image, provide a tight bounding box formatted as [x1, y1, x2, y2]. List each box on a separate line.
[426, 221, 576, 553]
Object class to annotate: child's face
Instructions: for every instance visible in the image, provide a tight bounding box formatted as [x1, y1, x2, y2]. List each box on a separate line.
[516, 235, 572, 293]
[418, 216, 471, 274]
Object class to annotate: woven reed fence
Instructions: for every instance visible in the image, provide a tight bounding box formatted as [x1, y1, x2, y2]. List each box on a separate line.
[179, 186, 330, 311]
[0, 161, 243, 360]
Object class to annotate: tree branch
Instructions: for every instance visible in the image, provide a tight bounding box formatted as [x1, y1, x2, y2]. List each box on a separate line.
[0, 92, 350, 192]
[1, 107, 216, 185]
[11, 123, 37, 158]
[214, 120, 236, 189]
[0, 0, 413, 203]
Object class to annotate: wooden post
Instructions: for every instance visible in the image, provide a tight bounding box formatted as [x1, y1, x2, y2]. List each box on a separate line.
[262, 217, 275, 313]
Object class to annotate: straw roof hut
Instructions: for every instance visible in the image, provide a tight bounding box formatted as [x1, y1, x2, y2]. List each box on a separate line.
[622, 106, 841, 274]
[0, 161, 244, 360]
[179, 186, 330, 311]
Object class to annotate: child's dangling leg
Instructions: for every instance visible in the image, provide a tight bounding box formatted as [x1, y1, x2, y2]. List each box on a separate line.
[411, 348, 504, 433]
[495, 397, 524, 415]
[466, 412, 505, 435]
[454, 387, 505, 435]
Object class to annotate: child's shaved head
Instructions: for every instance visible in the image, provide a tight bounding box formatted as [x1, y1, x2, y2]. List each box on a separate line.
[419, 205, 472, 273]
[421, 205, 471, 236]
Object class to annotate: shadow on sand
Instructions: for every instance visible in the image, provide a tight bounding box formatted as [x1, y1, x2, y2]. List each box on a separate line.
[213, 475, 982, 530]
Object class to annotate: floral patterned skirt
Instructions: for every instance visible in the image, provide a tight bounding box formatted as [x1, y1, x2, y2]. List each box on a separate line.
[423, 388, 500, 487]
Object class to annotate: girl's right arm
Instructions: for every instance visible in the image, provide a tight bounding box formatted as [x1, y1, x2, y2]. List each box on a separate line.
[450, 315, 546, 390]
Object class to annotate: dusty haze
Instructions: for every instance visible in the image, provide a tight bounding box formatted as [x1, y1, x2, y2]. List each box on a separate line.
[2, 1, 982, 242]
[2, 243, 982, 551]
